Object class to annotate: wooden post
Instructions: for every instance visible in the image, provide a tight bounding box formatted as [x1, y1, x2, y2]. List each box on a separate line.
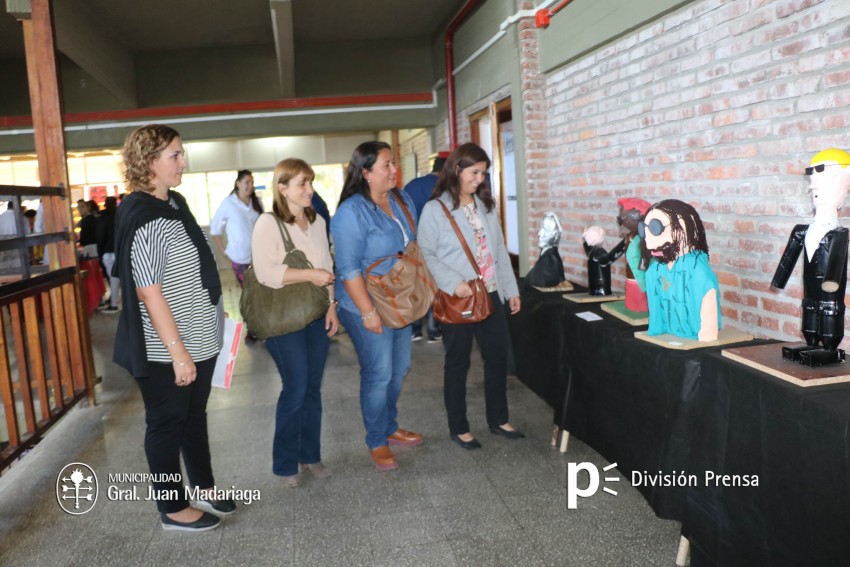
[16, 0, 97, 406]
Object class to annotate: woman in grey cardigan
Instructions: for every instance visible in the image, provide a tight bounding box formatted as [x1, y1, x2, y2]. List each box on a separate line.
[418, 143, 524, 450]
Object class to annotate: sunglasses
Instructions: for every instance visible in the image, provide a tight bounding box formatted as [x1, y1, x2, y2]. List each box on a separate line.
[617, 210, 642, 226]
[637, 218, 670, 239]
[805, 164, 849, 175]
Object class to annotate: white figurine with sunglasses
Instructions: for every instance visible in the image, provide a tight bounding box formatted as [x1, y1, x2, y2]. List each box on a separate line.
[639, 199, 721, 341]
[771, 149, 850, 366]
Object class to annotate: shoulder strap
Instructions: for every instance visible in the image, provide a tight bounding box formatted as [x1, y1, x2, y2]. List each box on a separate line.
[437, 201, 482, 277]
[391, 190, 416, 233]
[270, 213, 295, 253]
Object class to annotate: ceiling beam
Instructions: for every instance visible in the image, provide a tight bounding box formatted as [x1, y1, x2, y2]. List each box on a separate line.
[51, 0, 138, 108]
[270, 0, 295, 98]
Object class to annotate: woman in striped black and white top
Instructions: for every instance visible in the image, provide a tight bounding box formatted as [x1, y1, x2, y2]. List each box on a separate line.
[113, 124, 232, 533]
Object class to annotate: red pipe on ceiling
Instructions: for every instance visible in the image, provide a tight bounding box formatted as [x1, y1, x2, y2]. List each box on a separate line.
[0, 92, 433, 129]
[445, 0, 483, 150]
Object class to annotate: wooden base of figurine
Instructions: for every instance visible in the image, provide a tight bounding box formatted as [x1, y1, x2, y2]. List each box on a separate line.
[600, 300, 649, 326]
[533, 281, 574, 293]
[634, 328, 753, 350]
[722, 342, 850, 387]
[563, 292, 625, 303]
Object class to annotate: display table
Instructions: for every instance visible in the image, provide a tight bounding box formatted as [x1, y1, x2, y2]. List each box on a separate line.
[79, 258, 105, 314]
[685, 352, 850, 566]
[509, 280, 850, 564]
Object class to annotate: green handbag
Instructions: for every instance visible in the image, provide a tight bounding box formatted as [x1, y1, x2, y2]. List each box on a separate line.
[239, 214, 329, 339]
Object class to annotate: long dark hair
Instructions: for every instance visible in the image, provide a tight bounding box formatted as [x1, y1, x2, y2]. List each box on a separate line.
[639, 199, 709, 270]
[431, 143, 495, 212]
[231, 169, 263, 214]
[338, 141, 392, 206]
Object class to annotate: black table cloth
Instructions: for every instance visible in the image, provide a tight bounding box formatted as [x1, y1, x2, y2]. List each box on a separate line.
[686, 352, 850, 567]
[509, 280, 850, 565]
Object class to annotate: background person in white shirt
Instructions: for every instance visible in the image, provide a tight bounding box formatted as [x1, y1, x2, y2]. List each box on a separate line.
[210, 169, 263, 287]
[0, 201, 29, 270]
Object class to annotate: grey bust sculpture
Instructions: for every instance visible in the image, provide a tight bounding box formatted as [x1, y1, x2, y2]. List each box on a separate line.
[526, 212, 566, 287]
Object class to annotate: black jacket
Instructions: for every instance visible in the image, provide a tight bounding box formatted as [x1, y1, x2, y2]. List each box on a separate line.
[112, 190, 221, 377]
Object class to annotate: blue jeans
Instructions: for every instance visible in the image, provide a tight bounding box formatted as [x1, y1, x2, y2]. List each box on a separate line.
[338, 307, 412, 449]
[265, 318, 330, 476]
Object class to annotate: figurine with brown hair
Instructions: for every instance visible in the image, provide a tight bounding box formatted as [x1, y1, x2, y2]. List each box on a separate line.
[640, 199, 721, 341]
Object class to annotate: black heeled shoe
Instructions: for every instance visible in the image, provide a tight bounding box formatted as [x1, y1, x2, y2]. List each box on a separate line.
[489, 425, 525, 440]
[451, 434, 482, 450]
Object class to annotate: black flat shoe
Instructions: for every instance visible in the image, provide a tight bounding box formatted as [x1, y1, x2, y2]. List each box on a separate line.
[195, 497, 237, 516]
[160, 511, 221, 532]
[489, 425, 525, 440]
[451, 434, 482, 450]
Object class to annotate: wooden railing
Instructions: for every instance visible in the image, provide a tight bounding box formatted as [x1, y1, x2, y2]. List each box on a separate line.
[0, 184, 96, 471]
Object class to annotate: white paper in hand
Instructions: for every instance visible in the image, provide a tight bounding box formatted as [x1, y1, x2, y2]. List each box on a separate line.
[212, 318, 243, 389]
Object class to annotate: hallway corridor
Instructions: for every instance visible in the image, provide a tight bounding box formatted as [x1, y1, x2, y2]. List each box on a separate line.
[0, 281, 682, 566]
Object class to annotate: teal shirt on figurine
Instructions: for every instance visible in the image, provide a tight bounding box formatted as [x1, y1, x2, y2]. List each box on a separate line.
[639, 199, 721, 341]
[645, 250, 722, 340]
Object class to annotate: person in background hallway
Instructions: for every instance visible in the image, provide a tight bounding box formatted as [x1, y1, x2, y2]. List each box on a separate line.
[312, 192, 331, 238]
[418, 143, 524, 450]
[402, 151, 449, 343]
[210, 169, 262, 287]
[330, 141, 423, 472]
[0, 201, 29, 270]
[77, 199, 98, 258]
[113, 124, 234, 532]
[252, 158, 338, 488]
[210, 170, 262, 342]
[97, 196, 120, 313]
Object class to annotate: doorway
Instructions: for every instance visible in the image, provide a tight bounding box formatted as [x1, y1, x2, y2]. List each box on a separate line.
[470, 97, 519, 277]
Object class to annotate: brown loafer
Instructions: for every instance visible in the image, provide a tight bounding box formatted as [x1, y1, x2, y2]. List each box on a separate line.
[387, 428, 423, 447]
[369, 446, 399, 471]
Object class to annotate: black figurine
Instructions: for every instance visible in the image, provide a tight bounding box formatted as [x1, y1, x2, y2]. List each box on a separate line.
[772, 148, 850, 366]
[582, 225, 625, 296]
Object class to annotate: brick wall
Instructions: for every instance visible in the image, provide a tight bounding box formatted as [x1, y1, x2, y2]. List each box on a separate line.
[518, 0, 549, 267]
[399, 130, 433, 179]
[540, 0, 850, 341]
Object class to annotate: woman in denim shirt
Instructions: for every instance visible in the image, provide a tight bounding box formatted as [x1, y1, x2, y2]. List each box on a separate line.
[330, 141, 423, 472]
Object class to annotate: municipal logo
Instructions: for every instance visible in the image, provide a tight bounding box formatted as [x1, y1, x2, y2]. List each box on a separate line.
[56, 462, 98, 515]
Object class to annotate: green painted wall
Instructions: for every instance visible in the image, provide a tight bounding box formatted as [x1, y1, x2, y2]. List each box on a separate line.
[296, 39, 434, 97]
[538, 0, 693, 73]
[136, 45, 280, 107]
[452, 0, 515, 112]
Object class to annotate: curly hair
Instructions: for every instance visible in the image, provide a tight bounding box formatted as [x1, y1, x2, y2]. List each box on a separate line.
[121, 124, 180, 193]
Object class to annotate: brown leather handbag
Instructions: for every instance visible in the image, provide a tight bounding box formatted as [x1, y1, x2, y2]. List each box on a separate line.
[432, 201, 494, 325]
[364, 191, 438, 329]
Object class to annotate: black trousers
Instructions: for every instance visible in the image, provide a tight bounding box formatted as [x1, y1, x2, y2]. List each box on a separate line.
[135, 356, 217, 513]
[441, 292, 510, 436]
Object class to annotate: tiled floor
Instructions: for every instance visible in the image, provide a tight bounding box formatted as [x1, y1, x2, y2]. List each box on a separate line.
[0, 276, 684, 566]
